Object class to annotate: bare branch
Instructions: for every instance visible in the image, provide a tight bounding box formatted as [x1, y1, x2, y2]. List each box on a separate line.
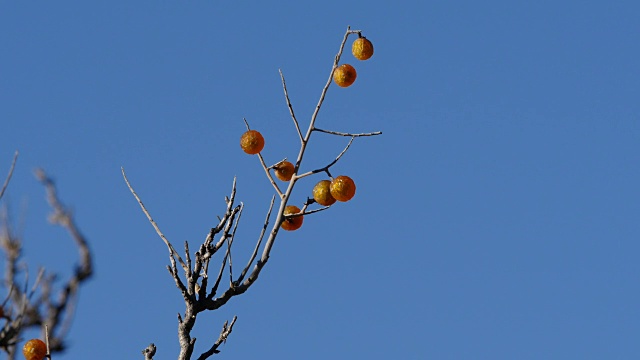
[45, 325, 51, 360]
[0, 151, 18, 201]
[305, 26, 361, 142]
[257, 153, 283, 198]
[285, 206, 330, 219]
[236, 195, 275, 285]
[205, 178, 238, 250]
[279, 69, 303, 142]
[227, 204, 244, 287]
[130, 27, 381, 360]
[241, 118, 285, 197]
[267, 158, 289, 170]
[208, 27, 368, 309]
[121, 167, 188, 273]
[210, 249, 229, 299]
[295, 137, 355, 179]
[196, 316, 237, 360]
[313, 128, 382, 137]
[34, 168, 94, 351]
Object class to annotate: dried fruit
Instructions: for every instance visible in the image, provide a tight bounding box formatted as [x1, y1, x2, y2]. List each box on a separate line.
[240, 130, 265, 155]
[281, 205, 303, 231]
[312, 180, 337, 206]
[274, 161, 295, 181]
[330, 176, 356, 202]
[352, 37, 374, 60]
[23, 339, 47, 360]
[333, 64, 357, 88]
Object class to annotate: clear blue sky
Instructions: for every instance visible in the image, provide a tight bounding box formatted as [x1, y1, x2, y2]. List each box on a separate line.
[2, 1, 639, 359]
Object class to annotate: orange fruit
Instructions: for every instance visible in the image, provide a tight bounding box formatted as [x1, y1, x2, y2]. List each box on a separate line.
[330, 176, 356, 202]
[312, 180, 337, 206]
[23, 339, 47, 360]
[281, 205, 303, 231]
[274, 161, 295, 181]
[333, 64, 357, 88]
[240, 130, 265, 155]
[352, 37, 374, 60]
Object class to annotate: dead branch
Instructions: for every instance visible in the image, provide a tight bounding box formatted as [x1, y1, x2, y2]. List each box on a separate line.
[1, 167, 93, 359]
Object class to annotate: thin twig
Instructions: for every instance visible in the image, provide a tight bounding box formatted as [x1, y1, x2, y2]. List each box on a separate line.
[279, 69, 303, 142]
[45, 325, 51, 360]
[211, 205, 241, 259]
[121, 167, 188, 273]
[304, 27, 361, 143]
[236, 195, 275, 285]
[284, 206, 329, 219]
[313, 128, 382, 137]
[257, 153, 283, 198]
[243, 117, 284, 198]
[268, 158, 288, 170]
[210, 245, 230, 298]
[227, 203, 244, 287]
[0, 151, 18, 201]
[196, 316, 237, 360]
[295, 137, 355, 179]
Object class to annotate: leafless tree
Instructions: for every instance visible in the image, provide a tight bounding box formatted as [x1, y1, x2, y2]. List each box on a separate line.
[124, 26, 380, 359]
[0, 151, 94, 360]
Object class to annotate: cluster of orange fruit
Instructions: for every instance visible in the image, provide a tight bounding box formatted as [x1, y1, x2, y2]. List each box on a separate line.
[238, 34, 373, 232]
[239, 133, 357, 232]
[22, 339, 47, 360]
[280, 175, 356, 231]
[333, 36, 374, 88]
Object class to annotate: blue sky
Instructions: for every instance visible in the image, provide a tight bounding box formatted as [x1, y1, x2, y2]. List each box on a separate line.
[1, 1, 639, 359]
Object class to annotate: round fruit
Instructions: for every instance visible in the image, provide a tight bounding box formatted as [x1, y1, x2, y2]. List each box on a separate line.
[274, 161, 295, 181]
[240, 130, 265, 155]
[333, 64, 357, 88]
[312, 180, 337, 206]
[23, 339, 47, 360]
[330, 176, 356, 202]
[281, 205, 303, 231]
[352, 37, 374, 60]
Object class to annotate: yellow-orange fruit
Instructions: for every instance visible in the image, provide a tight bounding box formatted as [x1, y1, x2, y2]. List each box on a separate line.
[352, 37, 374, 60]
[274, 161, 295, 181]
[312, 180, 337, 206]
[333, 64, 357, 87]
[281, 205, 303, 231]
[330, 176, 356, 202]
[240, 130, 265, 155]
[23, 339, 47, 360]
